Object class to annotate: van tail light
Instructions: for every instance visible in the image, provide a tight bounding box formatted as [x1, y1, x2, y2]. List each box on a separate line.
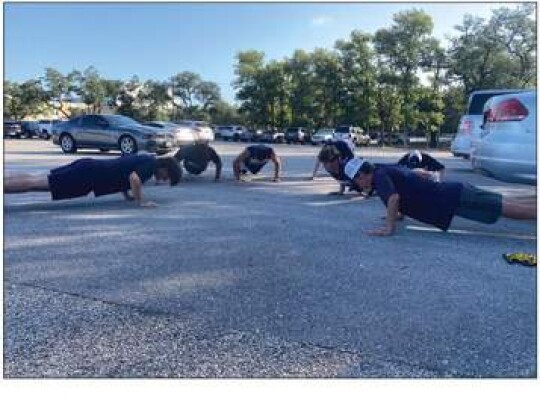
[460, 119, 473, 135]
[488, 98, 528, 122]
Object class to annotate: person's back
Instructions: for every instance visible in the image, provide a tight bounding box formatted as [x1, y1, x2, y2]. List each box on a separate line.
[92, 154, 156, 197]
[373, 165, 462, 230]
[174, 143, 222, 180]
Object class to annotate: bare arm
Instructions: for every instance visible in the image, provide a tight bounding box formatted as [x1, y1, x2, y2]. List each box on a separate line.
[129, 172, 156, 208]
[270, 152, 281, 181]
[208, 147, 222, 181]
[369, 193, 400, 236]
[311, 159, 321, 179]
[233, 150, 249, 181]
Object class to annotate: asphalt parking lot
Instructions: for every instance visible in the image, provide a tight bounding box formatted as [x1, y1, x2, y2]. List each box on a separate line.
[3, 139, 537, 378]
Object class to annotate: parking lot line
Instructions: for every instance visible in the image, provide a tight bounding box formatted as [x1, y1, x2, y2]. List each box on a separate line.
[304, 196, 368, 206]
[406, 225, 536, 240]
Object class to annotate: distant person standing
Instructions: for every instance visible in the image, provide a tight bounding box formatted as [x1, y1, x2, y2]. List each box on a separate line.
[233, 144, 281, 182]
[174, 142, 222, 182]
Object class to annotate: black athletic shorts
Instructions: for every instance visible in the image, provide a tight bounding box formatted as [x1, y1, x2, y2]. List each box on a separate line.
[454, 183, 502, 224]
[47, 159, 95, 201]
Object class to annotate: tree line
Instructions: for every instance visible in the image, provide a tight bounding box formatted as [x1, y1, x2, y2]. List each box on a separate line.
[4, 4, 535, 136]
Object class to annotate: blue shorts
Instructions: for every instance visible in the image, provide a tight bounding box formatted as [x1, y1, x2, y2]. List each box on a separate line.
[48, 159, 95, 201]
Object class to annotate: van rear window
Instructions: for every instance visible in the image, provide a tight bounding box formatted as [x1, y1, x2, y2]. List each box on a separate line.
[468, 91, 519, 115]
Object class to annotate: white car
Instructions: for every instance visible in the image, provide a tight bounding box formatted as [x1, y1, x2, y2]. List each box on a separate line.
[451, 89, 527, 159]
[471, 90, 536, 184]
[311, 128, 334, 145]
[333, 125, 370, 146]
[144, 121, 198, 146]
[215, 125, 248, 141]
[175, 120, 215, 142]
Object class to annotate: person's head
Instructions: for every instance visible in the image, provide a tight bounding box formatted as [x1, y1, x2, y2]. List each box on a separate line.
[318, 144, 341, 163]
[154, 157, 181, 186]
[318, 144, 341, 175]
[344, 158, 375, 189]
[406, 150, 423, 169]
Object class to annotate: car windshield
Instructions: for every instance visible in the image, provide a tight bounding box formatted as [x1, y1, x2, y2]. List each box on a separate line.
[105, 115, 140, 127]
[335, 126, 351, 133]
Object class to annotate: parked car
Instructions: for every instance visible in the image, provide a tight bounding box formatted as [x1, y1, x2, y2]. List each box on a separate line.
[144, 121, 198, 146]
[38, 119, 63, 139]
[214, 125, 247, 142]
[451, 89, 528, 159]
[285, 127, 310, 144]
[21, 121, 41, 138]
[3, 120, 22, 138]
[175, 120, 214, 142]
[311, 128, 334, 145]
[52, 114, 173, 155]
[333, 125, 370, 146]
[243, 128, 264, 142]
[259, 129, 285, 144]
[471, 90, 536, 184]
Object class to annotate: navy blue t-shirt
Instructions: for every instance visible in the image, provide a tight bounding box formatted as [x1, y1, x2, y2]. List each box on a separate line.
[372, 165, 463, 231]
[244, 145, 274, 174]
[92, 155, 156, 197]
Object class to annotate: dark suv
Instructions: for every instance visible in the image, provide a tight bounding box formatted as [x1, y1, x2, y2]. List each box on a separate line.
[285, 127, 310, 144]
[3, 121, 22, 138]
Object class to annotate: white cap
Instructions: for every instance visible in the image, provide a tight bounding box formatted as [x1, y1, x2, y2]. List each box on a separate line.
[344, 158, 365, 179]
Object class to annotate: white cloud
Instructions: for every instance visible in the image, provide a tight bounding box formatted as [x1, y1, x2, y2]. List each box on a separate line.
[311, 16, 334, 26]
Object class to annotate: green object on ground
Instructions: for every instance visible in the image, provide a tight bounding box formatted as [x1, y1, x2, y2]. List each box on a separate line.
[503, 253, 537, 267]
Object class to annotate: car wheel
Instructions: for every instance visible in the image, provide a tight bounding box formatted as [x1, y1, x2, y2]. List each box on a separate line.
[119, 135, 138, 155]
[60, 134, 77, 154]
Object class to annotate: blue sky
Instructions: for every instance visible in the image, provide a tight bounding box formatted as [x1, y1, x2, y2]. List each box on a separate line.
[3, 2, 512, 103]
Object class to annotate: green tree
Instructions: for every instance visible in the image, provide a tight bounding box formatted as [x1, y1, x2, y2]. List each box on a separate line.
[311, 48, 342, 126]
[117, 75, 143, 120]
[71, 66, 107, 113]
[170, 71, 222, 120]
[335, 30, 380, 130]
[41, 68, 79, 118]
[3, 80, 49, 120]
[233, 50, 267, 126]
[286, 49, 317, 128]
[138, 80, 172, 121]
[374, 9, 438, 132]
[447, 4, 536, 94]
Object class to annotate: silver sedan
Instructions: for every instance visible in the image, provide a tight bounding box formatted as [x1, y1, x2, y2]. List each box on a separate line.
[471, 90, 536, 184]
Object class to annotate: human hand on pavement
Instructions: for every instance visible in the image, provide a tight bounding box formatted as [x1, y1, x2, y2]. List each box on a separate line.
[367, 226, 394, 236]
[139, 201, 158, 208]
